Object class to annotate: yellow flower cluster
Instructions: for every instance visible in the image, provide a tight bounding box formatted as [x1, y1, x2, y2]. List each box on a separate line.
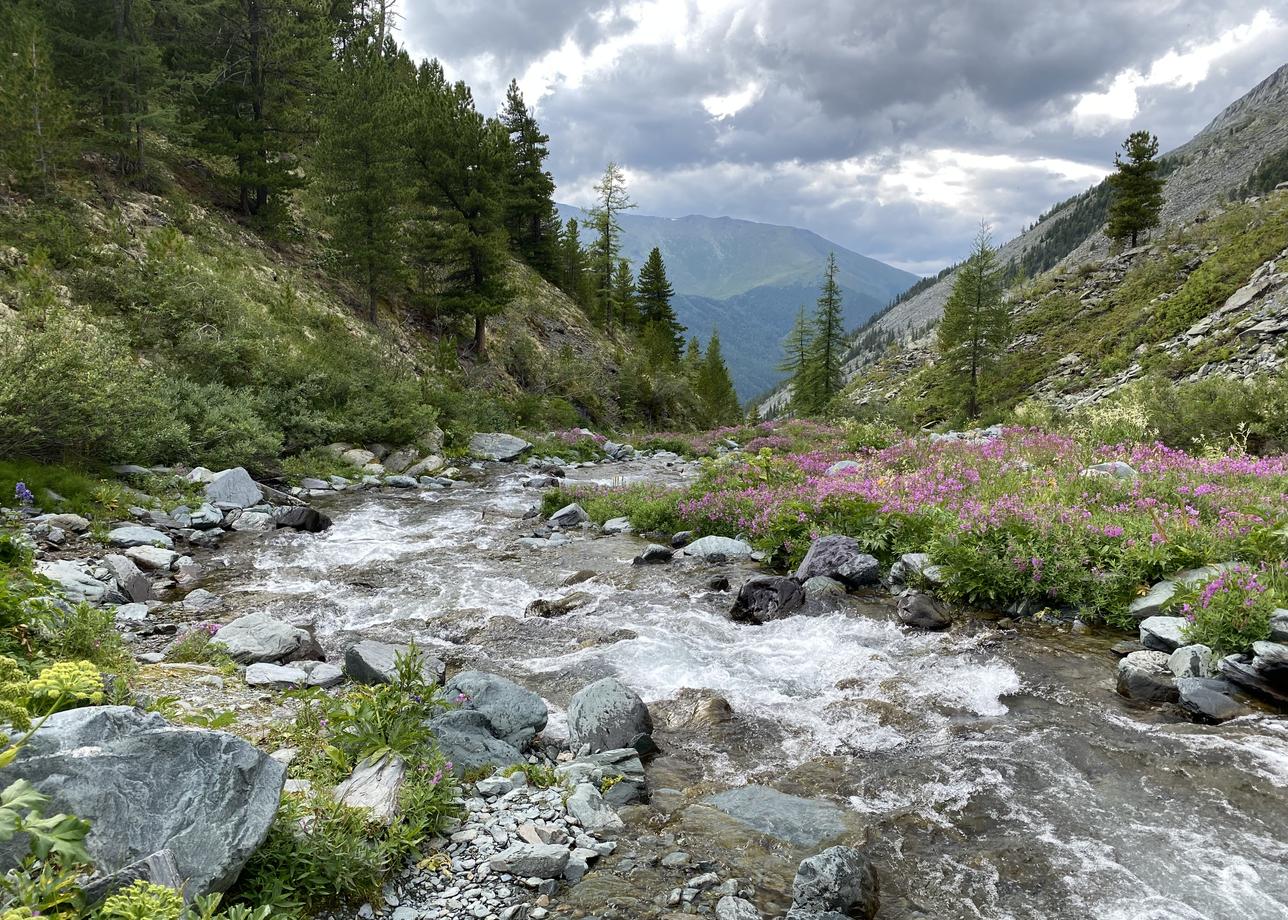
[99, 881, 184, 920]
[27, 660, 104, 711]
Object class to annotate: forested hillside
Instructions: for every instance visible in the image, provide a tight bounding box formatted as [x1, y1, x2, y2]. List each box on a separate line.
[0, 0, 741, 475]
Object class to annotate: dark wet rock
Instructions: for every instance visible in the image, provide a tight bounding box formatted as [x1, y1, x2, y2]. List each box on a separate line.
[443, 670, 548, 749]
[633, 544, 674, 565]
[707, 575, 731, 592]
[1271, 608, 1288, 643]
[213, 612, 310, 664]
[561, 570, 598, 587]
[1176, 677, 1250, 723]
[1252, 641, 1288, 683]
[204, 468, 262, 510]
[568, 677, 654, 754]
[427, 710, 525, 775]
[525, 475, 560, 489]
[549, 502, 589, 528]
[803, 576, 847, 599]
[1139, 615, 1188, 652]
[272, 507, 332, 532]
[0, 706, 283, 896]
[344, 640, 446, 686]
[792, 845, 879, 920]
[1116, 650, 1178, 703]
[655, 688, 735, 732]
[793, 535, 879, 588]
[703, 785, 847, 848]
[469, 433, 532, 462]
[670, 530, 694, 548]
[525, 591, 593, 618]
[896, 592, 951, 630]
[556, 748, 649, 806]
[1220, 655, 1288, 706]
[1168, 644, 1214, 678]
[784, 910, 849, 920]
[730, 576, 805, 624]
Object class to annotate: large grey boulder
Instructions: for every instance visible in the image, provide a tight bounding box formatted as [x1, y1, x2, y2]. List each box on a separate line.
[443, 671, 548, 749]
[1176, 677, 1249, 723]
[469, 433, 532, 462]
[344, 640, 445, 686]
[1252, 640, 1288, 683]
[104, 554, 152, 604]
[793, 535, 879, 587]
[568, 677, 654, 754]
[426, 710, 524, 775]
[0, 707, 283, 896]
[704, 785, 846, 848]
[489, 842, 569, 879]
[565, 782, 625, 835]
[1220, 655, 1288, 707]
[549, 503, 589, 528]
[213, 612, 310, 664]
[896, 592, 951, 630]
[729, 576, 805, 624]
[1168, 644, 1214, 679]
[108, 526, 173, 549]
[271, 507, 332, 533]
[1139, 616, 1188, 652]
[684, 535, 753, 561]
[792, 846, 879, 920]
[1082, 461, 1137, 480]
[124, 545, 178, 572]
[334, 755, 405, 825]
[1116, 650, 1178, 703]
[204, 468, 262, 510]
[35, 561, 115, 605]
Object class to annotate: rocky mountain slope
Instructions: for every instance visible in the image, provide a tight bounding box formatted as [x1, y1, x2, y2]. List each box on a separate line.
[761, 61, 1288, 415]
[555, 204, 917, 399]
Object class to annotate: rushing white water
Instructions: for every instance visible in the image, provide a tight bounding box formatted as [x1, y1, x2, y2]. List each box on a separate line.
[213, 464, 1288, 920]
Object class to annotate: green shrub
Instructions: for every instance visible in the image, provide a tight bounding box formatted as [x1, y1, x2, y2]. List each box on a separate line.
[37, 604, 133, 673]
[1178, 566, 1277, 655]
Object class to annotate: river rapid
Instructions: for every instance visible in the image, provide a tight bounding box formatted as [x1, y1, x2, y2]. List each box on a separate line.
[207, 456, 1288, 920]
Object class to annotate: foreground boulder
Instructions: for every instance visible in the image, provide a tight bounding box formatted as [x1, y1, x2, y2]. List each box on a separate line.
[469, 432, 532, 462]
[792, 845, 880, 920]
[213, 612, 311, 664]
[0, 707, 284, 896]
[1139, 616, 1188, 653]
[549, 503, 589, 528]
[345, 640, 446, 686]
[568, 677, 654, 754]
[684, 535, 753, 561]
[204, 467, 262, 509]
[272, 507, 332, 533]
[1176, 677, 1249, 723]
[896, 592, 952, 630]
[443, 671, 548, 748]
[729, 576, 805, 624]
[427, 710, 524, 775]
[793, 535, 879, 588]
[1116, 650, 1178, 703]
[108, 525, 173, 550]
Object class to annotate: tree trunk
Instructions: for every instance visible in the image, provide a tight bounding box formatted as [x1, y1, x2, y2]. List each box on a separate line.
[474, 314, 486, 356]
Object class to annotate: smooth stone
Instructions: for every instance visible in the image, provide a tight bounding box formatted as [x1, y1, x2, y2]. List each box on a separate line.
[244, 662, 307, 689]
[684, 535, 753, 560]
[334, 755, 405, 825]
[1139, 615, 1188, 652]
[1176, 677, 1250, 723]
[1168, 644, 1214, 678]
[344, 640, 445, 685]
[124, 545, 179, 571]
[703, 785, 847, 848]
[567, 677, 654, 755]
[469, 433, 532, 462]
[443, 671, 548, 749]
[204, 468, 263, 509]
[212, 612, 309, 664]
[427, 710, 525, 775]
[1116, 650, 1178, 703]
[565, 782, 625, 835]
[306, 663, 344, 688]
[108, 525, 174, 549]
[896, 592, 951, 630]
[729, 576, 805, 624]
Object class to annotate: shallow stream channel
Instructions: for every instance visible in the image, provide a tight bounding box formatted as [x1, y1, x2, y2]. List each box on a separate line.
[208, 456, 1288, 920]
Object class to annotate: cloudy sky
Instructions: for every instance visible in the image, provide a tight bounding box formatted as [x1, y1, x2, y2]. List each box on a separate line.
[398, 2, 1287, 275]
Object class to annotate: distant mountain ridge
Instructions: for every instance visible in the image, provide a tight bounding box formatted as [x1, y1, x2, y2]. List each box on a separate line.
[555, 204, 918, 399]
[758, 61, 1288, 415]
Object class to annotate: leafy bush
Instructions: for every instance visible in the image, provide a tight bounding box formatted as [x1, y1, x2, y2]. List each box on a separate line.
[98, 881, 184, 920]
[37, 604, 133, 673]
[1179, 565, 1278, 655]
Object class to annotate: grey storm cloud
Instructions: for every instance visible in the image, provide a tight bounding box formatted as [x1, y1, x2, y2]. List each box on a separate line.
[398, 0, 1287, 273]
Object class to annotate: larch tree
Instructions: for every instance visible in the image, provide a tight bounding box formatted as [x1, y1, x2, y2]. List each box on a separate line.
[0, 3, 71, 192]
[1106, 130, 1165, 248]
[499, 79, 559, 277]
[697, 330, 741, 425]
[558, 217, 595, 310]
[778, 305, 812, 411]
[587, 161, 635, 326]
[800, 253, 845, 413]
[636, 247, 685, 360]
[937, 225, 1009, 419]
[611, 258, 638, 328]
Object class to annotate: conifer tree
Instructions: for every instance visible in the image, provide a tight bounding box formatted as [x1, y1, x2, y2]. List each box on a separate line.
[405, 59, 512, 356]
[0, 4, 70, 192]
[611, 259, 638, 328]
[179, 0, 331, 219]
[588, 161, 635, 326]
[799, 253, 845, 413]
[1106, 130, 1165, 248]
[558, 218, 595, 310]
[778, 305, 812, 410]
[499, 80, 559, 275]
[314, 34, 405, 322]
[636, 247, 684, 359]
[697, 330, 741, 425]
[937, 225, 1009, 419]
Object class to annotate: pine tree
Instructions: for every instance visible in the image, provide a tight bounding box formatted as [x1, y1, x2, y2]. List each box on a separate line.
[778, 305, 812, 409]
[558, 218, 595, 310]
[314, 34, 405, 323]
[636, 247, 684, 359]
[499, 80, 559, 276]
[178, 0, 331, 219]
[697, 330, 741, 425]
[1106, 130, 1165, 248]
[0, 3, 71, 192]
[611, 258, 638, 328]
[800, 253, 845, 413]
[587, 162, 636, 326]
[405, 59, 512, 356]
[937, 225, 1009, 419]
